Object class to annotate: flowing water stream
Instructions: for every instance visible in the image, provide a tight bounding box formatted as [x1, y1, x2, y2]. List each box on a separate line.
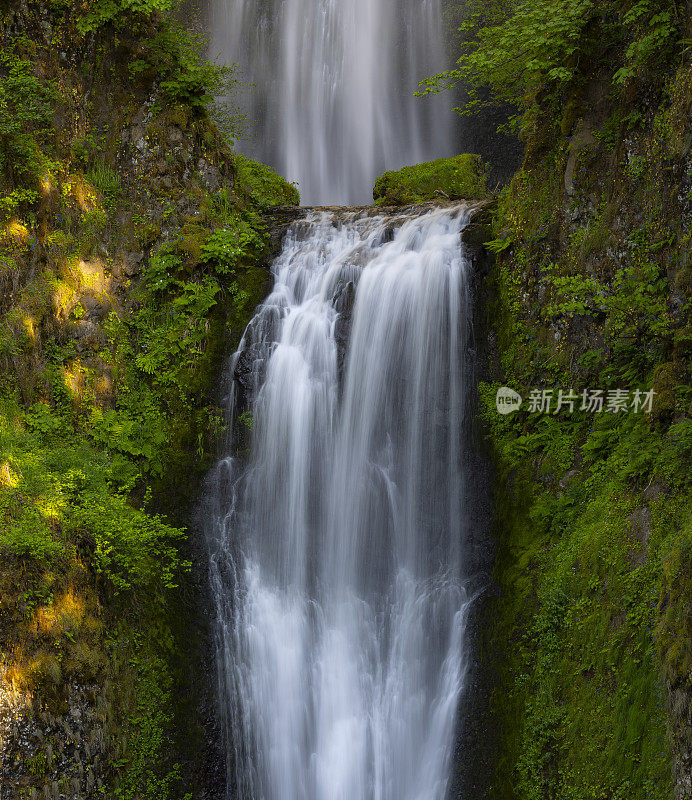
[204, 205, 475, 800]
[207, 0, 455, 204]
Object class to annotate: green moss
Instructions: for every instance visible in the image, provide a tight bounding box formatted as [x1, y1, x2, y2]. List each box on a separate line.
[173, 225, 206, 265]
[651, 362, 679, 418]
[233, 151, 300, 207]
[168, 103, 192, 131]
[480, 48, 691, 795]
[481, 378, 682, 799]
[372, 154, 487, 205]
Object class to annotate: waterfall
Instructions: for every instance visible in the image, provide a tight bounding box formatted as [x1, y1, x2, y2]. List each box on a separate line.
[207, 0, 455, 205]
[204, 205, 474, 800]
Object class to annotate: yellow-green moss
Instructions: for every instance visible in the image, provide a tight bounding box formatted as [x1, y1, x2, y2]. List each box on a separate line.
[372, 154, 488, 205]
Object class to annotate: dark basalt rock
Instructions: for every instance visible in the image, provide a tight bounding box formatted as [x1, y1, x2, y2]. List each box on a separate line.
[333, 279, 356, 386]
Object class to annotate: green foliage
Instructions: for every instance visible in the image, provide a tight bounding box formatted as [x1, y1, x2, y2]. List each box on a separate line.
[420, 0, 685, 127]
[485, 236, 513, 253]
[108, 630, 191, 800]
[89, 389, 167, 480]
[372, 154, 488, 205]
[657, 504, 692, 685]
[26, 402, 68, 437]
[541, 263, 602, 318]
[71, 491, 187, 594]
[144, 247, 181, 294]
[419, 0, 600, 118]
[535, 231, 673, 378]
[119, 275, 220, 385]
[481, 372, 682, 798]
[131, 20, 242, 123]
[76, 0, 175, 35]
[160, 55, 230, 112]
[87, 162, 122, 202]
[613, 0, 679, 85]
[0, 397, 188, 595]
[480, 56, 691, 789]
[0, 49, 57, 216]
[509, 488, 674, 800]
[603, 258, 671, 357]
[201, 215, 265, 273]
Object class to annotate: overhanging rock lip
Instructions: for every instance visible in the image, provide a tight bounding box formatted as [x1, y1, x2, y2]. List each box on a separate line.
[264, 197, 498, 251]
[266, 196, 496, 217]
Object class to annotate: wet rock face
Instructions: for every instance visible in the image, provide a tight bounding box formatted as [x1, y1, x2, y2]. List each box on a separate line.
[670, 681, 692, 800]
[332, 278, 356, 386]
[0, 680, 108, 800]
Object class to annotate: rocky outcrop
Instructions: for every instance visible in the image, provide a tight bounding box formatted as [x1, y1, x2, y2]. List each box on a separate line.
[0, 678, 108, 800]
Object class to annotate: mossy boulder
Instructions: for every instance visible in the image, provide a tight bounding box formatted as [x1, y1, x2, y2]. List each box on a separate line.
[234, 152, 300, 207]
[372, 154, 488, 206]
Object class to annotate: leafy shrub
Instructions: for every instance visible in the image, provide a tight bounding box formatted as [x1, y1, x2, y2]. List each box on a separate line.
[132, 21, 241, 120]
[201, 218, 264, 273]
[0, 50, 57, 218]
[89, 393, 167, 478]
[0, 506, 66, 561]
[613, 0, 680, 85]
[71, 491, 187, 594]
[0, 399, 188, 594]
[372, 154, 487, 205]
[76, 0, 174, 35]
[420, 0, 600, 116]
[420, 0, 685, 128]
[26, 402, 67, 437]
[145, 247, 182, 294]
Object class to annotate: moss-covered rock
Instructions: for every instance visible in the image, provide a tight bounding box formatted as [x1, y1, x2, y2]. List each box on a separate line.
[372, 154, 488, 205]
[234, 152, 300, 207]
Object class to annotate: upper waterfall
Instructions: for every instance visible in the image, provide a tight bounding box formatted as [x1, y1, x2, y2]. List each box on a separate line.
[207, 0, 456, 205]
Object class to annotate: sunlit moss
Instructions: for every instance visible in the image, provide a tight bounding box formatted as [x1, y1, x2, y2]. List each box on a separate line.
[373, 154, 488, 205]
[39, 175, 52, 196]
[37, 589, 85, 639]
[3, 219, 29, 242]
[0, 461, 19, 488]
[76, 258, 110, 294]
[52, 278, 77, 319]
[62, 361, 87, 400]
[22, 315, 36, 341]
[62, 174, 99, 213]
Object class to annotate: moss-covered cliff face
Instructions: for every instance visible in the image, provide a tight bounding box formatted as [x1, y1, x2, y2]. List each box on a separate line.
[481, 42, 692, 800]
[0, 2, 297, 798]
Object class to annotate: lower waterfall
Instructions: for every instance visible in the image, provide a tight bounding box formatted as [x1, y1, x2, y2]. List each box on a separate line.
[204, 205, 475, 800]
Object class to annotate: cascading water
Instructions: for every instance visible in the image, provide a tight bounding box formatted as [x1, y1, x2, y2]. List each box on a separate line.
[204, 205, 475, 800]
[206, 0, 455, 204]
